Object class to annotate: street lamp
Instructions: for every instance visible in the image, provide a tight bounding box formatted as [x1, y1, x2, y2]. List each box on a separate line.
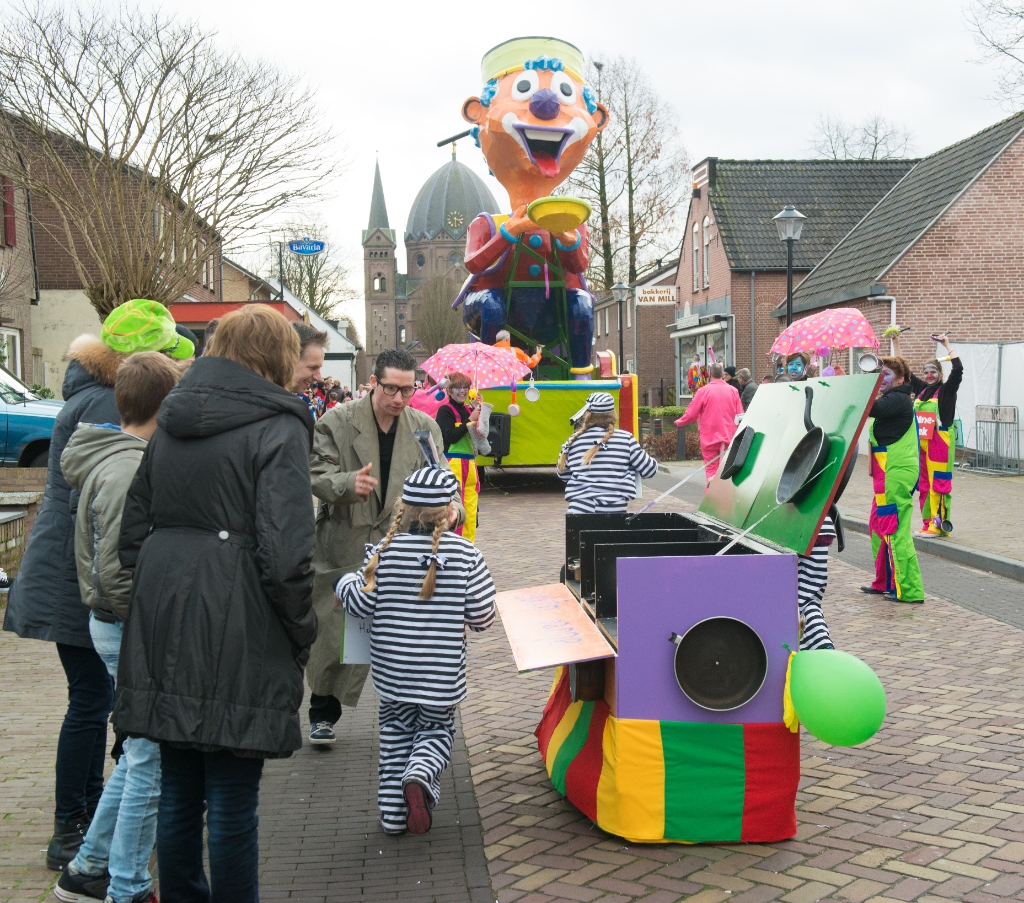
[611, 281, 628, 368]
[773, 205, 806, 327]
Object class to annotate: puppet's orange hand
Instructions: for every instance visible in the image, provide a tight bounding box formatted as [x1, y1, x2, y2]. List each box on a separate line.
[505, 205, 531, 237]
[557, 230, 579, 247]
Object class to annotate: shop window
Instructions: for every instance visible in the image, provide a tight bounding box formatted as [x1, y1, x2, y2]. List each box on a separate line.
[703, 216, 711, 288]
[692, 223, 699, 292]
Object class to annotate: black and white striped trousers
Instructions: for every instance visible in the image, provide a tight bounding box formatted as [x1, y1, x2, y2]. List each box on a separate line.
[797, 541, 833, 650]
[378, 700, 456, 832]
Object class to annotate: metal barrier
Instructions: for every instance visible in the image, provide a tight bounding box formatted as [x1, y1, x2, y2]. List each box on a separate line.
[974, 406, 1021, 475]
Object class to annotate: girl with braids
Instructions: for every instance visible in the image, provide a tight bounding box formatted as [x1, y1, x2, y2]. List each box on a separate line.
[557, 392, 658, 515]
[336, 468, 495, 836]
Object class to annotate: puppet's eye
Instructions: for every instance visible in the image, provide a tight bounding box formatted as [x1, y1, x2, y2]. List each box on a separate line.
[551, 72, 576, 104]
[511, 70, 539, 101]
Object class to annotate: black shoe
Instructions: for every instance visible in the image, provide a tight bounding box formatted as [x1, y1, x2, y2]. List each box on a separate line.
[860, 585, 885, 595]
[54, 865, 109, 902]
[46, 816, 88, 871]
[309, 721, 336, 745]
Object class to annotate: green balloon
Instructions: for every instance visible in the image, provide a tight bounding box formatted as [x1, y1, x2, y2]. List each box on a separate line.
[790, 650, 886, 746]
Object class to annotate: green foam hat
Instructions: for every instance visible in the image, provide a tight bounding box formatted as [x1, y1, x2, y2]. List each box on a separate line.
[481, 36, 585, 83]
[101, 299, 195, 360]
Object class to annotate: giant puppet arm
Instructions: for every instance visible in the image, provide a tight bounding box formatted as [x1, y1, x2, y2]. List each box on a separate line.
[464, 214, 591, 276]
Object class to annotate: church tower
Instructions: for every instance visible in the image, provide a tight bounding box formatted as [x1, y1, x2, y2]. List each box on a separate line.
[362, 160, 399, 362]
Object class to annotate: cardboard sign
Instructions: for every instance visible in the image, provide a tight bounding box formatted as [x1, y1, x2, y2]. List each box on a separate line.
[339, 612, 372, 664]
[917, 410, 937, 441]
[495, 583, 616, 673]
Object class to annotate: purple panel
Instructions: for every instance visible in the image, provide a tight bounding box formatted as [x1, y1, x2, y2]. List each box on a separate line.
[616, 555, 798, 723]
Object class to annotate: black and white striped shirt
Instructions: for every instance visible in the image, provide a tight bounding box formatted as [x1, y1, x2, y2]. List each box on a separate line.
[559, 427, 659, 515]
[338, 531, 496, 705]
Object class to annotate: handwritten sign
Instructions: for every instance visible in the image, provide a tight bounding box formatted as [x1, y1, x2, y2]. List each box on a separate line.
[917, 410, 937, 441]
[495, 583, 616, 673]
[339, 612, 372, 664]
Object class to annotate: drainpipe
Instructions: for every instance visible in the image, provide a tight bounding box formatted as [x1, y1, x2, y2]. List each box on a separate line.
[749, 271, 756, 379]
[16, 154, 41, 306]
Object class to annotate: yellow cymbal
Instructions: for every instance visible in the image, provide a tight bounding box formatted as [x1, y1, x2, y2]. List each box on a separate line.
[526, 196, 592, 234]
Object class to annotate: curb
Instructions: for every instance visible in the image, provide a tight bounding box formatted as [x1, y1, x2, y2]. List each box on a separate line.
[840, 511, 1024, 584]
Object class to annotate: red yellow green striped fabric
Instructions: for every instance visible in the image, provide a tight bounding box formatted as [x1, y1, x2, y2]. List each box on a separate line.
[536, 667, 799, 844]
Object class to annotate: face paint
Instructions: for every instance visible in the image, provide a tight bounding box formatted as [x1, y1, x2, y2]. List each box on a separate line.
[879, 367, 895, 391]
[923, 366, 941, 385]
[786, 358, 806, 379]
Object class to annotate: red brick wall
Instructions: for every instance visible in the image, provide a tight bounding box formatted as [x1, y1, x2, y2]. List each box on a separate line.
[634, 303, 677, 406]
[676, 190, 731, 308]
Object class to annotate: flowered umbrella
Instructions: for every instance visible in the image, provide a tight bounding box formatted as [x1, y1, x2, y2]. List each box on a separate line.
[770, 308, 880, 357]
[421, 342, 531, 391]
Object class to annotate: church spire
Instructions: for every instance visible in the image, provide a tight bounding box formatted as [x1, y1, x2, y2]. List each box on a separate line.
[367, 159, 390, 231]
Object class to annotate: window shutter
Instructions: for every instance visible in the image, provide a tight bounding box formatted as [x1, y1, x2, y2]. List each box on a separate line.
[1, 178, 15, 247]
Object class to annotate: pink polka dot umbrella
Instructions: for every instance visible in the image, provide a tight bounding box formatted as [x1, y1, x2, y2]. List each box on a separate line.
[421, 342, 532, 391]
[770, 308, 880, 357]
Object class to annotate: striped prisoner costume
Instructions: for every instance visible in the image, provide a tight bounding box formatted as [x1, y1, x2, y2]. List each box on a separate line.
[797, 515, 836, 650]
[558, 427, 659, 515]
[338, 522, 495, 833]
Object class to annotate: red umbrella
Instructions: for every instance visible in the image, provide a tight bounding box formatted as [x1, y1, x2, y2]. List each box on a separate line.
[771, 308, 880, 357]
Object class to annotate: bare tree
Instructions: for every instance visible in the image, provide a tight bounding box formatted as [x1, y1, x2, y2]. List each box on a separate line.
[810, 114, 914, 160]
[0, 3, 335, 318]
[412, 275, 466, 354]
[564, 56, 689, 289]
[0, 244, 28, 305]
[968, 0, 1024, 106]
[264, 217, 357, 320]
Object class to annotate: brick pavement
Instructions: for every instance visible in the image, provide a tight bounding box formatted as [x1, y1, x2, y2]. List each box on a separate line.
[468, 470, 1024, 903]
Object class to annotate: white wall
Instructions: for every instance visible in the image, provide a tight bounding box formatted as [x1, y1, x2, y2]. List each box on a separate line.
[950, 341, 1024, 456]
[33, 290, 105, 399]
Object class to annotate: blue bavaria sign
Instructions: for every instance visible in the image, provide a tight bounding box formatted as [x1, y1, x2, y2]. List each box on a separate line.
[288, 238, 326, 255]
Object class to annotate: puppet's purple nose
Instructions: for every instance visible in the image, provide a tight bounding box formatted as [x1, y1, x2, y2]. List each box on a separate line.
[529, 88, 561, 120]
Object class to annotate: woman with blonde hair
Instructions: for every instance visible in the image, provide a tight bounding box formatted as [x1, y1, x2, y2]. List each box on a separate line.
[557, 392, 658, 514]
[337, 467, 495, 836]
[113, 304, 318, 902]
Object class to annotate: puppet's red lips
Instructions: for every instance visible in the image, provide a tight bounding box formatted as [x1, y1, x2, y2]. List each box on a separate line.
[513, 124, 573, 176]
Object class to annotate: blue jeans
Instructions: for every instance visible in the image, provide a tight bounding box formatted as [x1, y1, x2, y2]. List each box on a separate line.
[55, 641, 114, 820]
[157, 745, 264, 903]
[71, 615, 161, 903]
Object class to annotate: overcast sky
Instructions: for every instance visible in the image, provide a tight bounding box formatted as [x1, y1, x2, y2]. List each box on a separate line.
[132, 0, 1012, 330]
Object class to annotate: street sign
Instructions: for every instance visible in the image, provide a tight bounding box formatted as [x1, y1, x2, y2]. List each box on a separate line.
[288, 237, 326, 255]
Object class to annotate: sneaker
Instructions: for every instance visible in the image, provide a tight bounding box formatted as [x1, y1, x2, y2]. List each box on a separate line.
[859, 585, 885, 595]
[379, 817, 406, 836]
[54, 865, 109, 902]
[309, 721, 336, 745]
[117, 890, 158, 903]
[0, 567, 9, 591]
[46, 815, 88, 871]
[403, 781, 432, 835]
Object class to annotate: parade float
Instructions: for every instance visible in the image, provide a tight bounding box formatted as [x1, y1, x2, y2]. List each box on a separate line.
[438, 36, 637, 466]
[496, 372, 888, 844]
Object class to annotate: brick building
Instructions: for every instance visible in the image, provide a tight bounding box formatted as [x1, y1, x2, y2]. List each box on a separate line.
[0, 173, 36, 383]
[673, 157, 916, 396]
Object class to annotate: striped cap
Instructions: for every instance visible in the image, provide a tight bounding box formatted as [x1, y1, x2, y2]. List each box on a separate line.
[586, 392, 615, 414]
[402, 467, 459, 507]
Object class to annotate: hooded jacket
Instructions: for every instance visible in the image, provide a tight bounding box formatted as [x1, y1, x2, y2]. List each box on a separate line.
[3, 336, 124, 646]
[112, 355, 317, 757]
[61, 424, 147, 621]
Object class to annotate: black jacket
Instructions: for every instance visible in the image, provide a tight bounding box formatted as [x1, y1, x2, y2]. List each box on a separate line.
[3, 337, 122, 647]
[870, 384, 915, 447]
[910, 357, 963, 429]
[112, 356, 317, 758]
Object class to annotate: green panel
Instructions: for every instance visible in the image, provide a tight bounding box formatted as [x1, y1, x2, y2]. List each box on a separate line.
[661, 722, 745, 842]
[700, 374, 880, 555]
[476, 380, 622, 467]
[550, 702, 594, 795]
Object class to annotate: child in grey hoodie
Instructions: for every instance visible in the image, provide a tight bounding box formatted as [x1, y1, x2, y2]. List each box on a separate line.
[56, 352, 181, 903]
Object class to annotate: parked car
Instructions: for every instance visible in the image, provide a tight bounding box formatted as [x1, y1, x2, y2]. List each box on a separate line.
[0, 368, 63, 467]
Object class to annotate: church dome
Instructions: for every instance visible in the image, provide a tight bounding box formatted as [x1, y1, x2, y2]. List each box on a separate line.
[405, 155, 501, 242]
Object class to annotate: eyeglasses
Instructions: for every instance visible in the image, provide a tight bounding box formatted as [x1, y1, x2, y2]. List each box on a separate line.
[449, 386, 469, 395]
[377, 381, 417, 398]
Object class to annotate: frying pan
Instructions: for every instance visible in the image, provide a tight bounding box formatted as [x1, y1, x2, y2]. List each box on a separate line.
[858, 352, 879, 373]
[776, 386, 832, 505]
[668, 617, 767, 711]
[720, 426, 755, 481]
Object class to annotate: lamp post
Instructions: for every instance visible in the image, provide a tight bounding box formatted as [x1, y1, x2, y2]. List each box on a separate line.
[612, 281, 628, 369]
[773, 205, 806, 326]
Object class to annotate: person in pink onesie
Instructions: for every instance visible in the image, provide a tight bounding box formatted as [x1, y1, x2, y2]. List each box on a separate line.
[675, 362, 744, 486]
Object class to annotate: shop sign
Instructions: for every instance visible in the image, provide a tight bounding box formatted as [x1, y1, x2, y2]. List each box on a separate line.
[638, 286, 677, 304]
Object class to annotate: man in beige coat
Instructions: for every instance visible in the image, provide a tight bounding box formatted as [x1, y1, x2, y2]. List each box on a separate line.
[306, 348, 448, 745]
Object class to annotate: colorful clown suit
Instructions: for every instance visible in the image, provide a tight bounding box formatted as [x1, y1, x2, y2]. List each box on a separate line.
[868, 422, 924, 601]
[536, 667, 799, 844]
[914, 396, 955, 535]
[461, 214, 594, 373]
[440, 404, 480, 544]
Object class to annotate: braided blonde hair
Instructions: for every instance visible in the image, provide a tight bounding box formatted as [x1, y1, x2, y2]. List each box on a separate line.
[557, 412, 618, 472]
[361, 501, 451, 599]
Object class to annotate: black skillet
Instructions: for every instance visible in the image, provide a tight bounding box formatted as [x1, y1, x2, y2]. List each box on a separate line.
[720, 426, 755, 481]
[776, 386, 832, 504]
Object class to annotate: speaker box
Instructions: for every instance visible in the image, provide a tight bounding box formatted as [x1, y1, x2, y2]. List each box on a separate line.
[486, 411, 512, 462]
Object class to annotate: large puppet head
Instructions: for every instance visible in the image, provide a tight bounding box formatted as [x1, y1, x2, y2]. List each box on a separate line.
[462, 37, 609, 206]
